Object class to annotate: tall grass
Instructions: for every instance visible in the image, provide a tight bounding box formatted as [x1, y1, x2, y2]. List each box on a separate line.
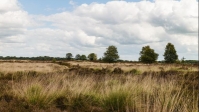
[13, 79, 64, 108]
[10, 72, 198, 112]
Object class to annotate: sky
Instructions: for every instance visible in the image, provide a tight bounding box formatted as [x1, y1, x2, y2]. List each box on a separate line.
[0, 0, 198, 61]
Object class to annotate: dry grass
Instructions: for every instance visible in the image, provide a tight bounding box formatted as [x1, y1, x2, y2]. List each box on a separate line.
[68, 61, 198, 72]
[0, 61, 198, 112]
[10, 72, 198, 112]
[0, 62, 67, 73]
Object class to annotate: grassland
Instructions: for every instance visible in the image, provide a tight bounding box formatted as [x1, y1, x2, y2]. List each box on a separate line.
[0, 60, 198, 112]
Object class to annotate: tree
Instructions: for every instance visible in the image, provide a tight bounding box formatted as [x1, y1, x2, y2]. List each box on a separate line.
[80, 55, 87, 60]
[103, 45, 119, 63]
[75, 54, 81, 60]
[181, 57, 185, 63]
[88, 53, 97, 61]
[66, 53, 73, 60]
[139, 45, 158, 63]
[163, 43, 178, 63]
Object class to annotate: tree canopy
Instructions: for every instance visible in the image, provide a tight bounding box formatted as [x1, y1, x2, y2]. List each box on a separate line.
[75, 54, 87, 60]
[66, 53, 73, 60]
[75, 54, 81, 60]
[88, 53, 97, 61]
[139, 45, 158, 63]
[103, 45, 119, 63]
[80, 55, 87, 60]
[163, 43, 178, 63]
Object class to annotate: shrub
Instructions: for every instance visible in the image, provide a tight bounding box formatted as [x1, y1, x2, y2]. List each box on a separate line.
[112, 67, 123, 74]
[128, 69, 140, 75]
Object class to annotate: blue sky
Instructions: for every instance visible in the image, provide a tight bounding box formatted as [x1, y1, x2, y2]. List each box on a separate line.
[0, 0, 198, 60]
[18, 0, 73, 15]
[18, 0, 148, 15]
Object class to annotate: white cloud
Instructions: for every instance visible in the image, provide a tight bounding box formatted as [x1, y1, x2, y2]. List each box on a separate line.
[0, 0, 198, 60]
[69, 0, 76, 7]
[0, 0, 36, 41]
[0, 0, 20, 13]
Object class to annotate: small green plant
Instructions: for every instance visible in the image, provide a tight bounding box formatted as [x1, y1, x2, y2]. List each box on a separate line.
[25, 84, 43, 106]
[24, 84, 59, 108]
[128, 68, 140, 75]
[103, 90, 130, 112]
[15, 82, 62, 108]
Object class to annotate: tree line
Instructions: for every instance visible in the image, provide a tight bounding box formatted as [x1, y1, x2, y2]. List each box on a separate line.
[65, 42, 181, 63]
[0, 42, 197, 64]
[0, 56, 66, 61]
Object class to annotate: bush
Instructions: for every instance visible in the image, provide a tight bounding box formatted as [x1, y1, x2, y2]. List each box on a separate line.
[112, 67, 123, 74]
[128, 69, 140, 75]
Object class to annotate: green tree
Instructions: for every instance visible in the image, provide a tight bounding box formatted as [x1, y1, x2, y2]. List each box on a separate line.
[75, 54, 81, 60]
[163, 43, 178, 63]
[103, 45, 119, 63]
[88, 53, 97, 61]
[139, 45, 158, 63]
[80, 55, 87, 60]
[66, 53, 73, 60]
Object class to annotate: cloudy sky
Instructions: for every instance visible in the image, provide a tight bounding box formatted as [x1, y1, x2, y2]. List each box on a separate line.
[0, 0, 198, 61]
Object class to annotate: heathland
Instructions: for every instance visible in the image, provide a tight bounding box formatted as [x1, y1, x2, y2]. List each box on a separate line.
[0, 60, 198, 112]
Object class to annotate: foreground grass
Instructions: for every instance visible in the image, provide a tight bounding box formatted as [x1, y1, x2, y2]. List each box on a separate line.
[0, 62, 198, 112]
[0, 72, 197, 112]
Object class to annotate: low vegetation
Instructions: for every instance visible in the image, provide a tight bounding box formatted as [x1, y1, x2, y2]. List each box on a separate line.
[0, 61, 198, 112]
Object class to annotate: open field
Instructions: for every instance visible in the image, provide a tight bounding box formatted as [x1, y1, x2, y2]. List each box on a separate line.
[0, 61, 198, 112]
[68, 61, 198, 72]
[0, 62, 67, 73]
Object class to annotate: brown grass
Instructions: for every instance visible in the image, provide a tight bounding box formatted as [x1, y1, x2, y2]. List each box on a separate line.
[0, 61, 198, 112]
[68, 61, 198, 72]
[0, 62, 67, 73]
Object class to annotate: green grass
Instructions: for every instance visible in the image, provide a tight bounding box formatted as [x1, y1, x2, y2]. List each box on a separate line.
[102, 89, 130, 112]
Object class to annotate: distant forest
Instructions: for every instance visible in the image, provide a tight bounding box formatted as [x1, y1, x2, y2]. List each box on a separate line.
[0, 56, 198, 64]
